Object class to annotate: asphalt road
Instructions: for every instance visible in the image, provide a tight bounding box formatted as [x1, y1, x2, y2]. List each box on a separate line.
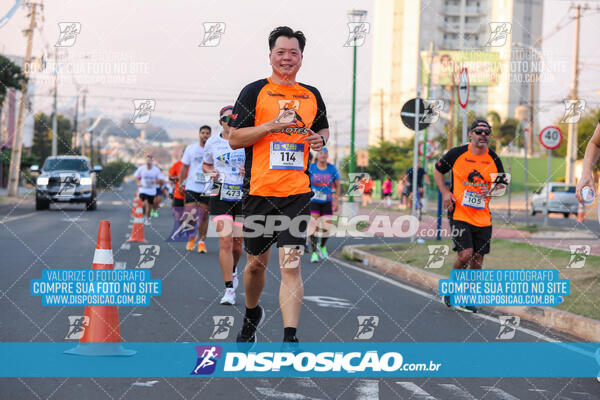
[1, 184, 598, 399]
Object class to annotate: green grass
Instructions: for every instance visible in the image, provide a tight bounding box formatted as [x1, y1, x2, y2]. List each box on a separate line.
[364, 239, 600, 321]
[502, 156, 567, 193]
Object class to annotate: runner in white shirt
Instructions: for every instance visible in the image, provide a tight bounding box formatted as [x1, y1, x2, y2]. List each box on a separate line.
[178, 125, 212, 253]
[202, 106, 245, 305]
[134, 154, 165, 223]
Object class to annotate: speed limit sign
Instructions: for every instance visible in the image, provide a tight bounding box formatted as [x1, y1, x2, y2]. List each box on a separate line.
[418, 140, 437, 159]
[539, 126, 563, 150]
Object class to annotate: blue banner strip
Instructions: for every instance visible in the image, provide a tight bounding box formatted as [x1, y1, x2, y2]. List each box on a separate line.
[0, 342, 598, 378]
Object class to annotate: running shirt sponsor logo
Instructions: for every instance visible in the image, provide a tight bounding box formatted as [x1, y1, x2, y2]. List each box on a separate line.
[134, 165, 162, 196]
[182, 142, 212, 194]
[203, 133, 245, 186]
[435, 144, 504, 227]
[229, 78, 328, 197]
[309, 162, 339, 203]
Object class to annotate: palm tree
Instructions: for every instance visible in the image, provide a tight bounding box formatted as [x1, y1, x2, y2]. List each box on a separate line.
[486, 110, 502, 151]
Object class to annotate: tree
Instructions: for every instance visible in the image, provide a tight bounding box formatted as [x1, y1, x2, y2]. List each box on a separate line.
[487, 110, 502, 150]
[341, 139, 415, 181]
[32, 112, 73, 161]
[554, 107, 600, 163]
[498, 117, 520, 147]
[0, 55, 27, 118]
[96, 160, 136, 188]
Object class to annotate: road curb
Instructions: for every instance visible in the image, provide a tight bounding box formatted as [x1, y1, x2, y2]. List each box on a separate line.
[341, 244, 600, 342]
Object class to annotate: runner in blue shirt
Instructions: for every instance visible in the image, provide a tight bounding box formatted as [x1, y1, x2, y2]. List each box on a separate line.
[308, 148, 340, 262]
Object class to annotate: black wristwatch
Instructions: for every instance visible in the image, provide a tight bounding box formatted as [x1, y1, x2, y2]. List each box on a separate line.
[320, 135, 326, 146]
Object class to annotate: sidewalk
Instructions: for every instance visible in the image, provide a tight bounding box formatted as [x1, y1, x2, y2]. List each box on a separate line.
[357, 204, 600, 256]
[0, 186, 35, 207]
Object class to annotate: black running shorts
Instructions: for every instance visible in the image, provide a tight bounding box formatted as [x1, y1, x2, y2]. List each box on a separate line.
[139, 193, 155, 204]
[185, 190, 210, 205]
[449, 219, 493, 255]
[242, 192, 312, 255]
[210, 183, 243, 218]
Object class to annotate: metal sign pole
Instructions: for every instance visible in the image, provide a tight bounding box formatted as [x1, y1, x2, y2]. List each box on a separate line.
[411, 99, 420, 243]
[524, 123, 529, 226]
[462, 110, 468, 144]
[543, 147, 551, 226]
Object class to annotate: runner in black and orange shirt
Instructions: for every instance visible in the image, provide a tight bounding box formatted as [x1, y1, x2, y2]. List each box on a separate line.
[434, 119, 505, 313]
[168, 154, 185, 208]
[229, 26, 329, 347]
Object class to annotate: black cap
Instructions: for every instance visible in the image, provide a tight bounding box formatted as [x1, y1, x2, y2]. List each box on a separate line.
[469, 119, 491, 132]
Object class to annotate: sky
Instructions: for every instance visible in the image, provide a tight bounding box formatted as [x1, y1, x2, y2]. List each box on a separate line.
[0, 0, 598, 146]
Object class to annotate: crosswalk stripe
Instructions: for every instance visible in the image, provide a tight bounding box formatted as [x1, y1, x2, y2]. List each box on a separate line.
[356, 379, 379, 400]
[255, 387, 323, 400]
[438, 383, 477, 399]
[294, 378, 318, 389]
[395, 382, 436, 399]
[481, 386, 520, 400]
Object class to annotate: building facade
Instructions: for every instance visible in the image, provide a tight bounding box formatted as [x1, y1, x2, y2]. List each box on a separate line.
[369, 0, 543, 145]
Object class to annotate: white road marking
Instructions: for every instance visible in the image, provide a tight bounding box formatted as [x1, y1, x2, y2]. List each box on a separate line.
[114, 261, 126, 270]
[395, 381, 436, 399]
[131, 380, 159, 387]
[61, 217, 88, 222]
[481, 386, 520, 400]
[120, 243, 131, 250]
[0, 212, 37, 224]
[330, 257, 596, 359]
[356, 379, 379, 400]
[294, 378, 318, 388]
[438, 383, 477, 399]
[255, 387, 323, 400]
[570, 392, 598, 399]
[303, 295, 353, 309]
[257, 379, 271, 387]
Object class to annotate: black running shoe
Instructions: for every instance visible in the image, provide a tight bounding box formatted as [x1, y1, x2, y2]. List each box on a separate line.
[443, 295, 452, 307]
[455, 304, 478, 313]
[236, 306, 265, 343]
[281, 336, 301, 354]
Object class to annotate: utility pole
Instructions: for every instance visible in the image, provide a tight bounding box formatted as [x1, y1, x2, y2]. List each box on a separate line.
[89, 122, 93, 164]
[566, 4, 581, 185]
[51, 50, 58, 156]
[447, 84, 455, 150]
[379, 88, 384, 143]
[8, 3, 38, 197]
[423, 42, 435, 172]
[80, 89, 87, 156]
[72, 93, 79, 150]
[528, 78, 534, 156]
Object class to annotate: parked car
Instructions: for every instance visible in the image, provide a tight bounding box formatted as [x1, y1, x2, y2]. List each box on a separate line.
[530, 182, 578, 218]
[31, 156, 102, 211]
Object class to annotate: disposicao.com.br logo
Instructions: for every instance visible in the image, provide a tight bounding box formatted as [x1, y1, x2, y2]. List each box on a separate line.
[216, 350, 441, 374]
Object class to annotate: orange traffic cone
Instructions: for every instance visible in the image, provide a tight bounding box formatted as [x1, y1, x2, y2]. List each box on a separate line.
[131, 205, 143, 217]
[65, 220, 136, 356]
[128, 213, 146, 242]
[577, 203, 585, 222]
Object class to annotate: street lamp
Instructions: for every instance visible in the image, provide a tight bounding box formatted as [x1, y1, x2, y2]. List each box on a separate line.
[347, 9, 367, 203]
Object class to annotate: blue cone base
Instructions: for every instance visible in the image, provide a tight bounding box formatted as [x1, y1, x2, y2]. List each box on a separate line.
[64, 342, 136, 357]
